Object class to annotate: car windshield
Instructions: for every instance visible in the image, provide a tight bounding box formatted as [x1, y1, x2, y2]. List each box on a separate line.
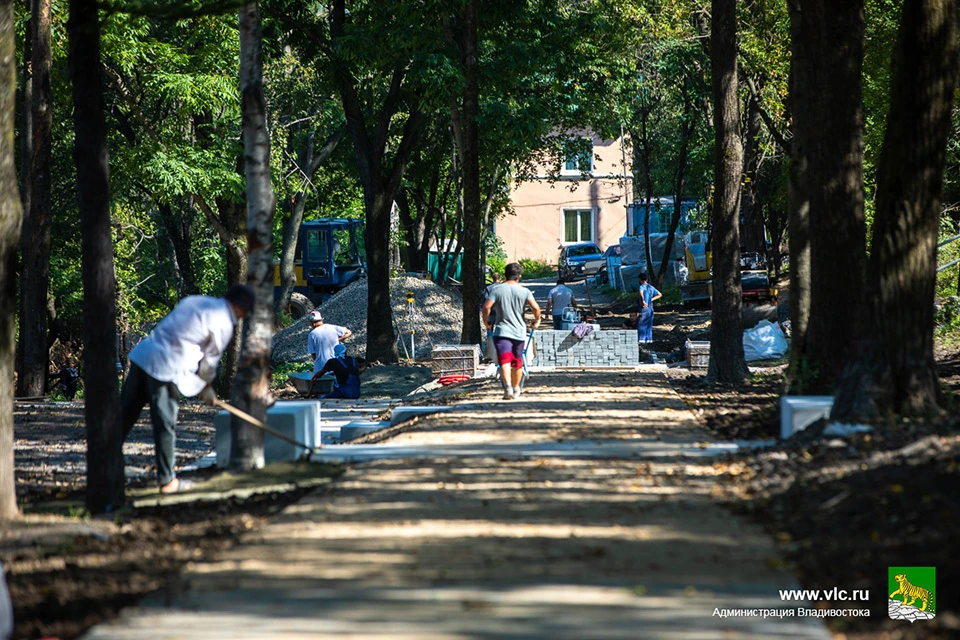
[741, 272, 770, 289]
[567, 245, 601, 258]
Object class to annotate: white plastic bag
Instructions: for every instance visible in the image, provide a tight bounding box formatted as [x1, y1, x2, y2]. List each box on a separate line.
[742, 319, 788, 361]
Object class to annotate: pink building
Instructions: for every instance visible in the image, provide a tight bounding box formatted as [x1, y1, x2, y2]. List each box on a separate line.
[496, 131, 633, 263]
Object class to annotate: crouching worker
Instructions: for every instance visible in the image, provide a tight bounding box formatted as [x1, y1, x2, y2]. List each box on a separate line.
[120, 285, 255, 494]
[314, 344, 361, 399]
[481, 262, 541, 400]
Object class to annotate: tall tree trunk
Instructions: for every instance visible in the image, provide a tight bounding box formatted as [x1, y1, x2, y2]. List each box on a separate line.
[458, 0, 482, 345]
[635, 108, 657, 286]
[157, 201, 198, 298]
[1, 0, 22, 520]
[397, 189, 432, 272]
[14, 0, 29, 393]
[787, 0, 866, 394]
[658, 81, 694, 284]
[706, 0, 747, 384]
[16, 0, 52, 398]
[17, 0, 29, 219]
[230, 0, 274, 470]
[833, 0, 958, 418]
[740, 96, 766, 255]
[69, 0, 125, 513]
[194, 193, 246, 393]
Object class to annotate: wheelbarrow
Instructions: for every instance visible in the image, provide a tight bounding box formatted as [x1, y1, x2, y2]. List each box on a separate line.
[287, 371, 336, 398]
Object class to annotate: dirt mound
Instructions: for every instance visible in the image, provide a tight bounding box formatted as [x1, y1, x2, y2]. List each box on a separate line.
[272, 275, 464, 363]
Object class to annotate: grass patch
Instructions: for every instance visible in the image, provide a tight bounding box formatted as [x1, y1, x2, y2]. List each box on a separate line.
[518, 258, 556, 278]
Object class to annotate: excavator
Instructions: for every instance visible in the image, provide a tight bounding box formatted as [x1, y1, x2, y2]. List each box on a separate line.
[273, 218, 365, 318]
[679, 231, 777, 307]
[680, 230, 712, 306]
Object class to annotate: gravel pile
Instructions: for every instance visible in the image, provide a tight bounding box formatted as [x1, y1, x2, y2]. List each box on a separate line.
[272, 276, 465, 363]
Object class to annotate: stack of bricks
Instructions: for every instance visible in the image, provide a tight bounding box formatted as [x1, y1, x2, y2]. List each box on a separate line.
[529, 329, 639, 368]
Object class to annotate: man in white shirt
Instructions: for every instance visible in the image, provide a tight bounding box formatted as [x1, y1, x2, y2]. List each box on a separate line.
[120, 284, 254, 494]
[545, 279, 578, 329]
[307, 309, 352, 373]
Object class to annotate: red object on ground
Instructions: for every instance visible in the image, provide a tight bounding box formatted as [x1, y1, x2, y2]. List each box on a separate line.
[438, 375, 470, 386]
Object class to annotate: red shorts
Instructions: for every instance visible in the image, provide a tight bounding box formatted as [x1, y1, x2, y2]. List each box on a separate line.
[494, 337, 525, 366]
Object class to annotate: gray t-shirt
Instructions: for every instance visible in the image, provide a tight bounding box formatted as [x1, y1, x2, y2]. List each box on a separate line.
[489, 283, 534, 341]
[547, 285, 574, 317]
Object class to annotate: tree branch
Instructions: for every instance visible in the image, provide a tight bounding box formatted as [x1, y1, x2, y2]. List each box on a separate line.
[742, 73, 791, 154]
[373, 67, 406, 161]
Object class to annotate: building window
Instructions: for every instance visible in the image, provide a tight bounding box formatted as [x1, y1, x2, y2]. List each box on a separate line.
[563, 209, 594, 243]
[561, 138, 593, 175]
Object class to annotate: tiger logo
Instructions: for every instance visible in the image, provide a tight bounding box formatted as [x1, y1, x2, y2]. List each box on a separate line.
[890, 573, 935, 613]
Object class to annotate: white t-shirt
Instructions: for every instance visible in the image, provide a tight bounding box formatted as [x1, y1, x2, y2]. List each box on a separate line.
[309, 323, 349, 372]
[129, 296, 237, 397]
[547, 285, 574, 316]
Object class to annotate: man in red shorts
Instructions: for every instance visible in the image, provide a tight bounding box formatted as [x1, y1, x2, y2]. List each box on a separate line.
[481, 262, 541, 399]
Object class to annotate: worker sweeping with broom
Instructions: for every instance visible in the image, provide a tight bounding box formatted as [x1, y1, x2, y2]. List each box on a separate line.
[119, 285, 255, 493]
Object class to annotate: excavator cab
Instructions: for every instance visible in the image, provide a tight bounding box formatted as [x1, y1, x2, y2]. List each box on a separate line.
[274, 218, 365, 318]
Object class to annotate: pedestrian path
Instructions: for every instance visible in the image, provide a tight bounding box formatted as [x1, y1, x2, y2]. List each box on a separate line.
[82, 370, 830, 640]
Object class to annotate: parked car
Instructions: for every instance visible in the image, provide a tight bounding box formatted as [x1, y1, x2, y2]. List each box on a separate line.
[741, 270, 778, 305]
[558, 242, 604, 281]
[593, 244, 621, 285]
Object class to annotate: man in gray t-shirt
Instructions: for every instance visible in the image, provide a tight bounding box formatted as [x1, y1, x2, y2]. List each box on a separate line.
[482, 262, 541, 400]
[545, 280, 578, 329]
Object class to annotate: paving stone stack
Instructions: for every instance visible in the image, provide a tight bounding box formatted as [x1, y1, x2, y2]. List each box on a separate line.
[530, 330, 639, 368]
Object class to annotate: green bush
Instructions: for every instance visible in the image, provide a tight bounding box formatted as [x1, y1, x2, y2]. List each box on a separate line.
[518, 258, 556, 279]
[485, 234, 507, 281]
[659, 284, 682, 305]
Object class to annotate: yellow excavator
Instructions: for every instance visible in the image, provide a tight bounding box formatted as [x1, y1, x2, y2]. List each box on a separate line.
[681, 230, 712, 306]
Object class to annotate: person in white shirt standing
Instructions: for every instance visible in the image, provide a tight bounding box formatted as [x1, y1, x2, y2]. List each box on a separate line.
[120, 284, 255, 494]
[545, 279, 578, 330]
[306, 309, 352, 373]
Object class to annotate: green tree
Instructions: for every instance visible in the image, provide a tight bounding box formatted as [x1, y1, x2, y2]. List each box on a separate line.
[833, 0, 958, 417]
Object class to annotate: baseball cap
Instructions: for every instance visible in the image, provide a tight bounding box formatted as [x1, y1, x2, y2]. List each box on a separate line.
[334, 344, 346, 357]
[308, 310, 323, 322]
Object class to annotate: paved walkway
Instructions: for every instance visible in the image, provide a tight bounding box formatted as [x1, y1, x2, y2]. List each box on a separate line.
[82, 371, 830, 639]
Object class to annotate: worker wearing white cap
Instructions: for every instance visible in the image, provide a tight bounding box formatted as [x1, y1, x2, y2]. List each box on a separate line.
[306, 309, 352, 373]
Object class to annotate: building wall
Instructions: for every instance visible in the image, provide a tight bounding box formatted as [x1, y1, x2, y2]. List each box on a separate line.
[497, 133, 633, 263]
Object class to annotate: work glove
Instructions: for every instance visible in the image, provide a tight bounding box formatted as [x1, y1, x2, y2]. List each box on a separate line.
[198, 385, 217, 406]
